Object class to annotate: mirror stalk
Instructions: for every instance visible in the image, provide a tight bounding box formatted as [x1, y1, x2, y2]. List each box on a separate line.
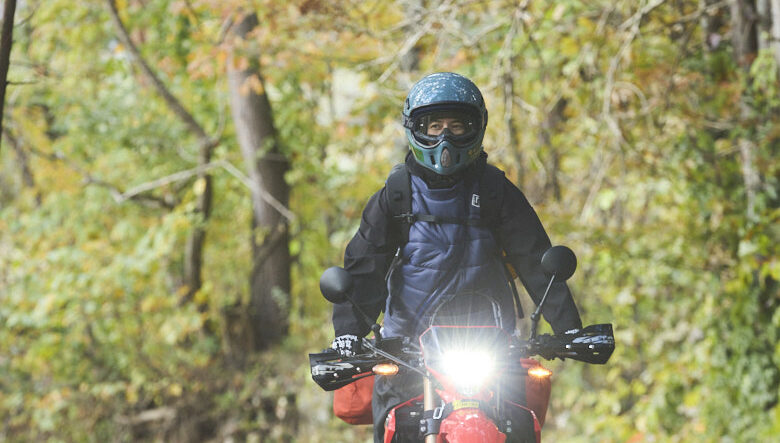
[529, 246, 577, 339]
[530, 274, 556, 339]
[342, 293, 383, 343]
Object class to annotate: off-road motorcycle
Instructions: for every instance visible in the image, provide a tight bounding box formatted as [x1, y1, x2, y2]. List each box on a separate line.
[310, 246, 615, 442]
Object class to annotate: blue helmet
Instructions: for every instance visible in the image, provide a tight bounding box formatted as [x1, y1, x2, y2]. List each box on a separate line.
[402, 72, 488, 175]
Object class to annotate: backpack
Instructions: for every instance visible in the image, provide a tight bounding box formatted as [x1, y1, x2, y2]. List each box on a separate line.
[384, 163, 524, 319]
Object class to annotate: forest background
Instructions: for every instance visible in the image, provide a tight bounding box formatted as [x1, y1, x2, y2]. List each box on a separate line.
[0, 0, 777, 442]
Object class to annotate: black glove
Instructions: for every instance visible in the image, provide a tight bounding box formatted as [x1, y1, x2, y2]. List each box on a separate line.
[331, 334, 361, 357]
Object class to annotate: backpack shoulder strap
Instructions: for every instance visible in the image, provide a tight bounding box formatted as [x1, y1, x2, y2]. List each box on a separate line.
[479, 164, 525, 319]
[478, 163, 505, 229]
[385, 163, 412, 244]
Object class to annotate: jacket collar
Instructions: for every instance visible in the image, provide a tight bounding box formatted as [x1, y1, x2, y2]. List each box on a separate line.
[405, 151, 487, 189]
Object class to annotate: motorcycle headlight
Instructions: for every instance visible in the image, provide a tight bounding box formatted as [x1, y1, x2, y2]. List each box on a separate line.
[441, 350, 495, 395]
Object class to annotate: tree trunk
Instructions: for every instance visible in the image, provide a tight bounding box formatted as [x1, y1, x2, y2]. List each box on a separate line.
[0, 0, 17, 155]
[755, 0, 780, 64]
[730, 0, 759, 69]
[730, 0, 765, 221]
[770, 0, 780, 66]
[227, 13, 291, 352]
[757, 0, 770, 49]
[503, 63, 524, 188]
[4, 127, 41, 204]
[540, 98, 567, 201]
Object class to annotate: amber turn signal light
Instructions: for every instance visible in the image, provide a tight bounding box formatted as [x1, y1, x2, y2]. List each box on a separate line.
[528, 367, 552, 378]
[373, 363, 399, 376]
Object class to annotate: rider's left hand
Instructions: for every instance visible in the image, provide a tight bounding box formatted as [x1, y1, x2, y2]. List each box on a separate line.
[331, 334, 361, 357]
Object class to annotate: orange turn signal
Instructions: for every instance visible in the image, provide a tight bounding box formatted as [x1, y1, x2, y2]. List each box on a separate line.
[528, 366, 552, 378]
[373, 363, 399, 376]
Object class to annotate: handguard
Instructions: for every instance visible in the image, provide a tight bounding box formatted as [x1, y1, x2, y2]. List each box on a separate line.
[309, 337, 411, 391]
[309, 348, 378, 391]
[532, 323, 615, 364]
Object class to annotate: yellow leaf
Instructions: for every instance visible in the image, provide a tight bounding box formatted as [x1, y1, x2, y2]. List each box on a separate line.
[33, 294, 57, 319]
[560, 36, 579, 57]
[126, 386, 138, 404]
[168, 384, 183, 397]
[193, 177, 207, 196]
[140, 296, 160, 313]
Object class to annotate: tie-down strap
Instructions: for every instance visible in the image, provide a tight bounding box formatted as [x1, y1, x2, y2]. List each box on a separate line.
[396, 212, 492, 227]
[418, 399, 498, 436]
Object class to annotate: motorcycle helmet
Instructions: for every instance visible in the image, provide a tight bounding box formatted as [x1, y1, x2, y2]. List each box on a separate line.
[402, 72, 488, 175]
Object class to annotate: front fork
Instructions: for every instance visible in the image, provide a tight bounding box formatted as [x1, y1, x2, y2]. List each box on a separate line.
[424, 376, 438, 443]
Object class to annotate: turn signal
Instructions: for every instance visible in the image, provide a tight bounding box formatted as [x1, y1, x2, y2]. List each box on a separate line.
[373, 363, 399, 376]
[528, 366, 552, 379]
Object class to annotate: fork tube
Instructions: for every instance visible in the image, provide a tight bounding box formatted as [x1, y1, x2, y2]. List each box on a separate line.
[424, 377, 437, 443]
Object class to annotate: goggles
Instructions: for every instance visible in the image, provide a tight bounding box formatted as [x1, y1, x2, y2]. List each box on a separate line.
[406, 106, 482, 149]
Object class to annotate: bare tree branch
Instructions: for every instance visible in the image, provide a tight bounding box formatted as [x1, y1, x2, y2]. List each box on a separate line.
[117, 162, 223, 203]
[603, 0, 666, 138]
[23, 143, 176, 209]
[0, 0, 18, 155]
[118, 159, 295, 221]
[105, 0, 220, 301]
[367, 0, 460, 84]
[738, 138, 760, 221]
[115, 407, 176, 426]
[105, 0, 214, 146]
[496, 4, 526, 185]
[3, 130, 32, 186]
[217, 160, 296, 222]
[3, 127, 40, 205]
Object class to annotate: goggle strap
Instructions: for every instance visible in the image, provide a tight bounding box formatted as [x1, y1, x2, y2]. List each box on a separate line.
[402, 114, 415, 130]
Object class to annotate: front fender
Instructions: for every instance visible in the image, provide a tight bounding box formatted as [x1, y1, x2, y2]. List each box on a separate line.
[438, 409, 506, 443]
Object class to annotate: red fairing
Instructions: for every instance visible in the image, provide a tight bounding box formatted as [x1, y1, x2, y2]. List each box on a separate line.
[383, 395, 423, 443]
[383, 410, 396, 443]
[438, 409, 506, 443]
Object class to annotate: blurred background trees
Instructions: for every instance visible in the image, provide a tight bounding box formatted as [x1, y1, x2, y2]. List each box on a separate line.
[0, 0, 777, 441]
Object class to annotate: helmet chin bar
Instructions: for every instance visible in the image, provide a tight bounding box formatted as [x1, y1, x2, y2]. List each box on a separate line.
[411, 141, 479, 176]
[440, 148, 452, 168]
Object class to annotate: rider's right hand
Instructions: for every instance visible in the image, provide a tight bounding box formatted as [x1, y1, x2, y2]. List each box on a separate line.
[331, 334, 361, 357]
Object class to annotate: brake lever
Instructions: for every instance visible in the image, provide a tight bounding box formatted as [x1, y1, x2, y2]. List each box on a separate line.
[361, 339, 427, 378]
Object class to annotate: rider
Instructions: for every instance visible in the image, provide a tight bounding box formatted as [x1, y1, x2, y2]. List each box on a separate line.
[330, 72, 582, 442]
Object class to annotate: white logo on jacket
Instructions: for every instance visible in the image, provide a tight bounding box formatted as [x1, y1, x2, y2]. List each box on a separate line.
[472, 194, 480, 208]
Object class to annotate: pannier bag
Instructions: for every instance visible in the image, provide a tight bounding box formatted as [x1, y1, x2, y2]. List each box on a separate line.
[519, 358, 551, 426]
[333, 374, 374, 424]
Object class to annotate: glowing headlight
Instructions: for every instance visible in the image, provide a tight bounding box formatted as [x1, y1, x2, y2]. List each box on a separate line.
[441, 351, 495, 394]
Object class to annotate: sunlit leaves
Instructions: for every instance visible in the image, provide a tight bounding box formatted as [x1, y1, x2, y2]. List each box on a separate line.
[1, 0, 778, 440]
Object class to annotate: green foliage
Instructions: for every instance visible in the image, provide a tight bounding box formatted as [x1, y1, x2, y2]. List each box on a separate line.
[0, 0, 778, 441]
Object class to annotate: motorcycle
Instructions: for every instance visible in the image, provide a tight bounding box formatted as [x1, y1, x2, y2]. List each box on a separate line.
[310, 246, 615, 442]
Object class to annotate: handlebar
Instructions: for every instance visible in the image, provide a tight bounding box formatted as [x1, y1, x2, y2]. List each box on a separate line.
[309, 336, 419, 391]
[310, 324, 614, 391]
[520, 323, 615, 364]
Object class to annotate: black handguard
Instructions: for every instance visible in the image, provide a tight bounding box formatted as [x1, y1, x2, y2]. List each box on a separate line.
[309, 348, 379, 391]
[533, 324, 615, 364]
[309, 337, 411, 391]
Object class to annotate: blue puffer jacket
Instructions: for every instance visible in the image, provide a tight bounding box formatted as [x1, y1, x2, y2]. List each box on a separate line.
[381, 174, 514, 339]
[333, 153, 582, 340]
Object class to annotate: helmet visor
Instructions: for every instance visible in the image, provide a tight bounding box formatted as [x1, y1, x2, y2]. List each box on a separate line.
[410, 107, 481, 148]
